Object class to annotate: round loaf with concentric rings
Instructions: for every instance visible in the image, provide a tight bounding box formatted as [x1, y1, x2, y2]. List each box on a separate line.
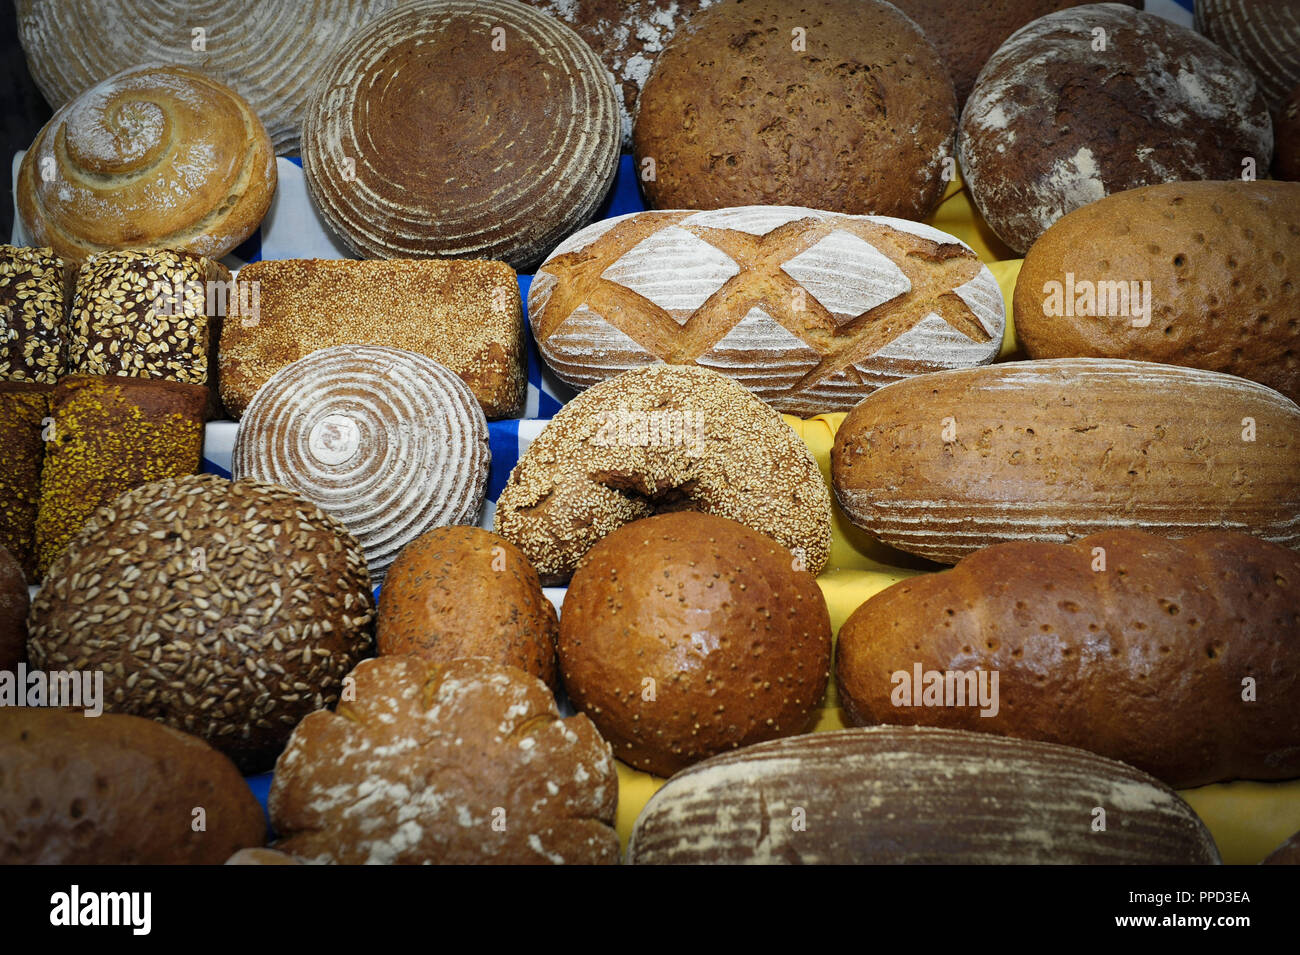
[232, 345, 490, 584]
[17, 65, 276, 263]
[301, 0, 620, 270]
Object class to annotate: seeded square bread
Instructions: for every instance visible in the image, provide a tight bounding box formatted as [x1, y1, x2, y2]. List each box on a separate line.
[0, 382, 52, 579]
[0, 245, 70, 384]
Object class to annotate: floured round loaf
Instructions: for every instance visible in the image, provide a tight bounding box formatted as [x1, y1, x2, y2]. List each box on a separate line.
[632, 0, 957, 219]
[836, 530, 1300, 789]
[301, 0, 620, 270]
[831, 359, 1300, 563]
[494, 364, 832, 585]
[529, 207, 1005, 416]
[627, 727, 1221, 864]
[269, 656, 620, 865]
[1196, 0, 1300, 117]
[959, 2, 1274, 254]
[232, 345, 490, 584]
[1014, 181, 1300, 403]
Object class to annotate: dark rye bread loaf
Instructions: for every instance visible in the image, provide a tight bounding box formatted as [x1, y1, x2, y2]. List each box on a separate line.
[0, 245, 70, 384]
[960, 3, 1274, 254]
[1014, 181, 1300, 403]
[633, 0, 957, 219]
[0, 709, 265, 864]
[626, 727, 1221, 864]
[831, 359, 1300, 563]
[836, 530, 1300, 789]
[1196, 0, 1300, 117]
[301, 0, 619, 271]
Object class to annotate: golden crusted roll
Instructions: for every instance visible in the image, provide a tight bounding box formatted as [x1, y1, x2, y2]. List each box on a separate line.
[17, 65, 276, 263]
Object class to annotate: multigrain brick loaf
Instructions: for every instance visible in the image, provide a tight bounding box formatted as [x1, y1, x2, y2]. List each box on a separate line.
[0, 382, 51, 578]
[836, 530, 1300, 789]
[0, 245, 69, 383]
[219, 258, 525, 419]
[626, 727, 1221, 864]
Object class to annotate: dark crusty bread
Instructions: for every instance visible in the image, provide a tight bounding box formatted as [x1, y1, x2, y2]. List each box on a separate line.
[559, 511, 831, 777]
[0, 545, 26, 671]
[0, 245, 70, 384]
[633, 0, 957, 219]
[270, 656, 619, 864]
[1263, 829, 1300, 864]
[836, 530, 1300, 789]
[0, 382, 51, 579]
[627, 727, 1221, 864]
[1195, 0, 1300, 117]
[960, 3, 1274, 253]
[0, 709, 265, 864]
[1277, 83, 1300, 181]
[1014, 181, 1300, 403]
[378, 526, 559, 689]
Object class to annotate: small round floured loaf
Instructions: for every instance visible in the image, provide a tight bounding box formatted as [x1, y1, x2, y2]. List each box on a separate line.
[232, 346, 490, 585]
[301, 0, 620, 270]
[269, 656, 620, 865]
[959, 3, 1274, 254]
[1195, 0, 1300, 118]
[17, 65, 276, 263]
[493, 364, 833, 585]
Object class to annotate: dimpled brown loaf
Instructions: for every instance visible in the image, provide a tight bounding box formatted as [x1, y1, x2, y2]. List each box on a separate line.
[0, 709, 265, 864]
[836, 530, 1300, 789]
[0, 545, 26, 671]
[494, 364, 832, 585]
[632, 0, 957, 219]
[558, 511, 832, 777]
[27, 475, 375, 773]
[378, 526, 558, 689]
[270, 656, 620, 865]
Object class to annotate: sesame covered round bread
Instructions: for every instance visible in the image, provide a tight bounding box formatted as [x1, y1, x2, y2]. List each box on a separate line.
[232, 345, 490, 584]
[27, 474, 376, 773]
[269, 655, 620, 865]
[493, 364, 833, 585]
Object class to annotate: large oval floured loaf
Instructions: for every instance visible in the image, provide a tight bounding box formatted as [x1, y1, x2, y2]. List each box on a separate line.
[831, 359, 1300, 563]
[626, 727, 1221, 864]
[231, 345, 489, 584]
[529, 207, 1005, 416]
[494, 364, 833, 585]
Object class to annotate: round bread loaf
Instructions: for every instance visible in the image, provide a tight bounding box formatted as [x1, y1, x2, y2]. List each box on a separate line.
[493, 364, 833, 585]
[225, 848, 301, 865]
[0, 544, 27, 671]
[959, 3, 1274, 254]
[232, 345, 490, 585]
[17, 65, 277, 263]
[1264, 830, 1300, 865]
[27, 474, 376, 773]
[1196, 0, 1300, 117]
[378, 526, 558, 688]
[270, 656, 620, 864]
[558, 511, 832, 777]
[301, 0, 620, 270]
[632, 0, 957, 219]
[1277, 83, 1300, 181]
[0, 709, 265, 864]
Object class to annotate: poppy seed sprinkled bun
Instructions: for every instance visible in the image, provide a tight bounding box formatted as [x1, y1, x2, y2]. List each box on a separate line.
[27, 474, 376, 773]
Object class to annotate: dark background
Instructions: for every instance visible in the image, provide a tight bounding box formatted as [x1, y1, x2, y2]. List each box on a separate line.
[1, 2, 52, 240]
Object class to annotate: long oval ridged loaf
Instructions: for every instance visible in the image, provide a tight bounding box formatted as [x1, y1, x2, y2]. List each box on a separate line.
[627, 727, 1220, 864]
[831, 358, 1300, 562]
[1015, 181, 1300, 403]
[232, 345, 489, 583]
[836, 530, 1300, 789]
[529, 207, 1005, 416]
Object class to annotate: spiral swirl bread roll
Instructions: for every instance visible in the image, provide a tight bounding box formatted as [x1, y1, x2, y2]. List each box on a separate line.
[17, 65, 277, 263]
[232, 346, 490, 584]
[494, 364, 832, 585]
[301, 0, 620, 271]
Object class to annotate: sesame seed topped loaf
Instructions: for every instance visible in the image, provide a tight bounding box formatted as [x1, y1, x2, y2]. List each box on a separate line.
[301, 0, 620, 271]
[270, 656, 620, 865]
[232, 346, 490, 585]
[28, 475, 376, 774]
[17, 65, 277, 263]
[0, 382, 52, 579]
[528, 207, 1005, 415]
[35, 375, 207, 579]
[0, 245, 70, 384]
[219, 259, 526, 420]
[493, 364, 832, 585]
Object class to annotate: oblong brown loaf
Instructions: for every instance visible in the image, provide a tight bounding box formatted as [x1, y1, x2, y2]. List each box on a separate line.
[835, 530, 1300, 789]
[529, 207, 1005, 416]
[1014, 181, 1300, 403]
[627, 727, 1221, 864]
[0, 709, 265, 864]
[494, 364, 833, 584]
[1195, 0, 1300, 117]
[301, 0, 620, 270]
[831, 359, 1300, 563]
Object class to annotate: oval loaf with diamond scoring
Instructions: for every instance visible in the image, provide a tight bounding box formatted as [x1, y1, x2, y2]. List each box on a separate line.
[527, 207, 1006, 416]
